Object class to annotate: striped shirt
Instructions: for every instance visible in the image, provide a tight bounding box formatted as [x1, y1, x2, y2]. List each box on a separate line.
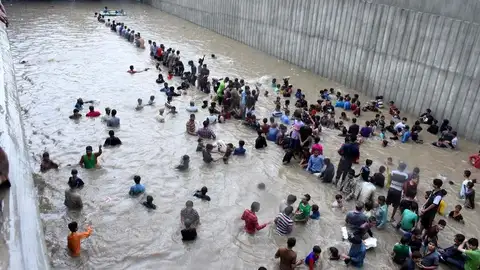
[197, 127, 216, 139]
[275, 213, 294, 236]
[390, 170, 409, 192]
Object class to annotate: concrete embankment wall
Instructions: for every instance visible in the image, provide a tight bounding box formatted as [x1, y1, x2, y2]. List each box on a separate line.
[148, 0, 480, 142]
[0, 2, 50, 269]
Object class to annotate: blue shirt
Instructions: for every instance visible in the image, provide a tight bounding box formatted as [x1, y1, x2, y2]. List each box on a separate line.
[360, 127, 372, 138]
[401, 131, 411, 143]
[241, 90, 246, 105]
[348, 243, 367, 268]
[280, 115, 290, 125]
[305, 251, 319, 266]
[267, 127, 278, 141]
[74, 103, 83, 110]
[376, 204, 388, 228]
[233, 147, 246, 156]
[344, 101, 351, 110]
[310, 211, 320, 220]
[129, 184, 145, 195]
[335, 101, 345, 108]
[295, 91, 302, 99]
[307, 154, 324, 173]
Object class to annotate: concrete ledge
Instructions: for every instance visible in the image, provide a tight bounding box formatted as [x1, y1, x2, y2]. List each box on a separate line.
[0, 2, 50, 269]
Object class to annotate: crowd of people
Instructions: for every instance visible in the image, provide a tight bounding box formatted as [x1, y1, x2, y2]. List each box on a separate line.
[2, 8, 479, 269]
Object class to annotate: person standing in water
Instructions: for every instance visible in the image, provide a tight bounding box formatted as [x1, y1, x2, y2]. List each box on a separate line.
[104, 130, 122, 147]
[67, 222, 92, 257]
[241, 201, 269, 234]
[40, 152, 59, 172]
[79, 145, 102, 169]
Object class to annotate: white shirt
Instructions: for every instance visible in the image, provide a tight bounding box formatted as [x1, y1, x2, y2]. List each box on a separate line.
[451, 137, 458, 147]
[206, 115, 217, 124]
[460, 179, 471, 198]
[356, 182, 376, 203]
[155, 115, 165, 123]
[186, 106, 198, 112]
[394, 122, 406, 131]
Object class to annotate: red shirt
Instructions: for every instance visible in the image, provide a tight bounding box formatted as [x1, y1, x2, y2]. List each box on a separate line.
[470, 154, 480, 169]
[86, 111, 101, 117]
[351, 103, 358, 111]
[241, 209, 266, 234]
[127, 70, 136, 74]
[156, 48, 163, 57]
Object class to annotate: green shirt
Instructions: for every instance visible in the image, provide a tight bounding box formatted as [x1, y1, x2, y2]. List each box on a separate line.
[295, 203, 311, 220]
[400, 209, 418, 231]
[465, 249, 480, 270]
[83, 154, 96, 169]
[393, 243, 410, 259]
[217, 81, 226, 98]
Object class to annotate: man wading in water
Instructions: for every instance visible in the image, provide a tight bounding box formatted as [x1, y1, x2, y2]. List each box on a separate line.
[79, 145, 102, 169]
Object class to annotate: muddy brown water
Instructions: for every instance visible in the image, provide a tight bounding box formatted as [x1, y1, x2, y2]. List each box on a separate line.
[5, 1, 479, 269]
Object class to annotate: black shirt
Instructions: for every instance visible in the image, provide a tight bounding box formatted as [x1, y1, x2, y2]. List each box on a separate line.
[371, 173, 385, 188]
[194, 191, 211, 201]
[448, 211, 464, 222]
[68, 177, 84, 189]
[427, 124, 439, 135]
[142, 202, 157, 209]
[104, 136, 122, 146]
[348, 124, 360, 137]
[321, 163, 335, 183]
[181, 228, 197, 241]
[255, 136, 267, 149]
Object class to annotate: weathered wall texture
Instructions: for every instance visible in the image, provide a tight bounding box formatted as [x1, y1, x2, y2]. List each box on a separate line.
[148, 0, 480, 142]
[0, 1, 50, 269]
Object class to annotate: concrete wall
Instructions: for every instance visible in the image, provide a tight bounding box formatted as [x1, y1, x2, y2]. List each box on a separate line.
[148, 0, 480, 142]
[0, 2, 50, 269]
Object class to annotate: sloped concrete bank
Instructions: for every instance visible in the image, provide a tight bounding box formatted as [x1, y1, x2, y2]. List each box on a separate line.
[0, 1, 50, 269]
[148, 0, 480, 142]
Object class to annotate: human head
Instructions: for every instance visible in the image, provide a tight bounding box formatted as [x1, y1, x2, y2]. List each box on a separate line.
[411, 251, 422, 262]
[464, 170, 472, 178]
[129, 65, 134, 71]
[184, 218, 193, 229]
[437, 219, 447, 229]
[159, 108, 165, 115]
[105, 107, 111, 115]
[367, 216, 377, 226]
[302, 194, 311, 204]
[455, 204, 462, 212]
[137, 98, 142, 105]
[365, 159, 372, 166]
[287, 237, 296, 248]
[146, 195, 153, 203]
[324, 158, 331, 166]
[433, 178, 443, 189]
[400, 236, 409, 245]
[68, 221, 78, 233]
[468, 238, 479, 250]
[150, 95, 155, 101]
[329, 247, 339, 258]
[352, 118, 357, 124]
[467, 181, 474, 189]
[335, 194, 343, 202]
[313, 245, 321, 255]
[133, 175, 141, 184]
[89, 105, 94, 112]
[250, 201, 260, 212]
[73, 108, 79, 114]
[427, 241, 437, 251]
[185, 200, 194, 208]
[42, 152, 50, 160]
[86, 146, 93, 154]
[284, 206, 294, 216]
[410, 201, 419, 213]
[355, 201, 364, 211]
[201, 186, 208, 194]
[239, 140, 245, 147]
[312, 204, 319, 212]
[108, 130, 115, 137]
[203, 120, 209, 128]
[454, 234, 466, 245]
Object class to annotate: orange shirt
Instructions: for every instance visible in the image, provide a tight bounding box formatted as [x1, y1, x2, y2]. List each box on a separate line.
[68, 227, 93, 256]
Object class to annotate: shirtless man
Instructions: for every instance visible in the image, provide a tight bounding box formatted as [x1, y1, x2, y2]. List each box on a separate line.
[135, 33, 145, 49]
[40, 152, 59, 172]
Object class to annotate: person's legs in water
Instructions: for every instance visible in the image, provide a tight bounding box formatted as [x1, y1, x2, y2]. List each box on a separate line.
[334, 158, 352, 187]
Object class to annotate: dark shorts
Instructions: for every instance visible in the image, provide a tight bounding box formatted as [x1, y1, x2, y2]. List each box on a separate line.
[386, 189, 402, 207]
[420, 214, 435, 230]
